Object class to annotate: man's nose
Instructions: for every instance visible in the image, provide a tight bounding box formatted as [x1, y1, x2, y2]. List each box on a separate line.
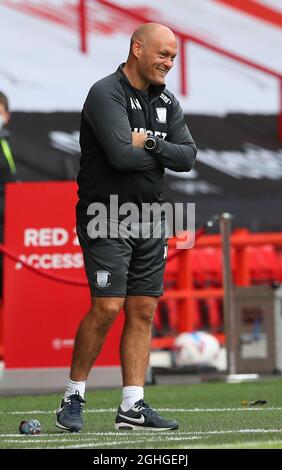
[163, 58, 173, 69]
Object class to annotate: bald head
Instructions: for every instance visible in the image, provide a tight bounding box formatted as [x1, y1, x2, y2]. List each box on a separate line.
[124, 23, 177, 89]
[130, 23, 176, 51]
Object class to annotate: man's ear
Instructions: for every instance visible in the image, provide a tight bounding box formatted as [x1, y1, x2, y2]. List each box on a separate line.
[132, 40, 143, 60]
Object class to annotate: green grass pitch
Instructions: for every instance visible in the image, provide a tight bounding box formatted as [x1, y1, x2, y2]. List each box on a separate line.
[0, 378, 282, 449]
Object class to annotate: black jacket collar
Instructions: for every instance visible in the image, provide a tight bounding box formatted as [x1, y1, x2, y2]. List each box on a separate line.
[116, 64, 166, 100]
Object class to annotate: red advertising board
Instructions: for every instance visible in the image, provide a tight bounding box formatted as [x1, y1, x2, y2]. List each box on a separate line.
[3, 182, 123, 368]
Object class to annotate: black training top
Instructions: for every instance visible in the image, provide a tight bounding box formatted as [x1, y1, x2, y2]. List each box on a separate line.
[76, 64, 197, 223]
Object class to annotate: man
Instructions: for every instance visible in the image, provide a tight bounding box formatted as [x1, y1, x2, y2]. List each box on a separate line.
[56, 23, 197, 432]
[0, 92, 17, 298]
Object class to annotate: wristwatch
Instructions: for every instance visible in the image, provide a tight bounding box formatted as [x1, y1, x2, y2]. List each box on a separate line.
[144, 136, 157, 151]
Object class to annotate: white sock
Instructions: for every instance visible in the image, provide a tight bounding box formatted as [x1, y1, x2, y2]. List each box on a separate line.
[121, 386, 144, 411]
[64, 378, 86, 401]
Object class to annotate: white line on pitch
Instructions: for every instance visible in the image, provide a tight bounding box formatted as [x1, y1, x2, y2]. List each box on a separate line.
[1, 428, 282, 443]
[2, 428, 282, 439]
[1, 406, 282, 416]
[184, 439, 282, 449]
[31, 436, 205, 449]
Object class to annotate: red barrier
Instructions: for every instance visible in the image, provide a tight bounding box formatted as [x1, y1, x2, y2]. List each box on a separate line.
[2, 182, 123, 368]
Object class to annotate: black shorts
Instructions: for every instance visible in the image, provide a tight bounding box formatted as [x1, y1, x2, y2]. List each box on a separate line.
[77, 219, 168, 297]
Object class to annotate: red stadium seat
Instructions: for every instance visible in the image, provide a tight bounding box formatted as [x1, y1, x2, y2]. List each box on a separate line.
[248, 244, 280, 284]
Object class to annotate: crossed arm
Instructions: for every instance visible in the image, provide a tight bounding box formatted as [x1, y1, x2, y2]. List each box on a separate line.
[84, 84, 197, 172]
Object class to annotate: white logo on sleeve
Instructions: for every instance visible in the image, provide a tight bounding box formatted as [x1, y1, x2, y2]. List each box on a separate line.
[156, 108, 167, 123]
[95, 270, 111, 288]
[130, 98, 142, 110]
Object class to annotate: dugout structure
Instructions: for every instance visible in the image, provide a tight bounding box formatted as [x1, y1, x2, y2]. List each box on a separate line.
[234, 285, 282, 374]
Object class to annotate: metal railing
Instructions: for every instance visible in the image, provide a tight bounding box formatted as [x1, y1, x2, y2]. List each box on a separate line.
[78, 0, 282, 141]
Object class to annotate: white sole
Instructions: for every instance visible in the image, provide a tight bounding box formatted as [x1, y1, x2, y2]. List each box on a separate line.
[114, 423, 177, 431]
[56, 420, 81, 433]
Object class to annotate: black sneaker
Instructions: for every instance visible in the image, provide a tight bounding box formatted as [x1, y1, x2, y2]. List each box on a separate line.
[56, 392, 85, 432]
[115, 399, 179, 431]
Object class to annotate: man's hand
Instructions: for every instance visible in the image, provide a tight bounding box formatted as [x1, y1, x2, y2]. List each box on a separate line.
[132, 131, 146, 148]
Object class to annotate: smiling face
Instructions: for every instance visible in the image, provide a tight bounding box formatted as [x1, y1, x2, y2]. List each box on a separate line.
[132, 26, 177, 88]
